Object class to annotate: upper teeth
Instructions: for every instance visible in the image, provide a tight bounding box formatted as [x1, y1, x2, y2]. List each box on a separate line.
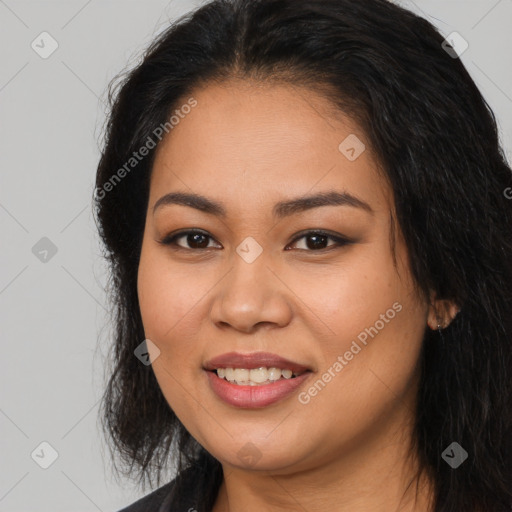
[217, 367, 297, 385]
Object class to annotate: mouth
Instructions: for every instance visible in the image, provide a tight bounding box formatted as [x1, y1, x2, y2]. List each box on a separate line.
[204, 368, 312, 408]
[210, 366, 307, 386]
[203, 351, 313, 408]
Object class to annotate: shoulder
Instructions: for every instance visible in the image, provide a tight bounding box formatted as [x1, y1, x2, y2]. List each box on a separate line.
[116, 479, 176, 512]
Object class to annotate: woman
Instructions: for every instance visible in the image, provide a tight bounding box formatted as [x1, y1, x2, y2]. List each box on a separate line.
[94, 0, 512, 510]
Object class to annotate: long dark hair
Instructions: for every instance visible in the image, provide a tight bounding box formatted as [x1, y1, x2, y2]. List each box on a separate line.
[94, 1, 512, 510]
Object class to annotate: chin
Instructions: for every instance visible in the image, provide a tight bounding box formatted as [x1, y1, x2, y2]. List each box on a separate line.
[205, 436, 308, 473]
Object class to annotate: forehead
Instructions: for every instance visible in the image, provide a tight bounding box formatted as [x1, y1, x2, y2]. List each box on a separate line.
[150, 80, 392, 215]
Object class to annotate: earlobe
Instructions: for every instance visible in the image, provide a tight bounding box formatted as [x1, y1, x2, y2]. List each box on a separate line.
[427, 295, 460, 330]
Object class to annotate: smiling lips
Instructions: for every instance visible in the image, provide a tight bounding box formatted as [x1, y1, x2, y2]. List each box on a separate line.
[204, 351, 312, 408]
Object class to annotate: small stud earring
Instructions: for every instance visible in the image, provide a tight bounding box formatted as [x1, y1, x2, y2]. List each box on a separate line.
[428, 319, 443, 331]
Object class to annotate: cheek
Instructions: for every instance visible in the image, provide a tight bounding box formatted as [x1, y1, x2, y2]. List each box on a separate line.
[283, 247, 406, 355]
[137, 249, 208, 342]
[290, 245, 426, 409]
[137, 252, 208, 427]
[136, 249, 215, 402]
[295, 304, 425, 458]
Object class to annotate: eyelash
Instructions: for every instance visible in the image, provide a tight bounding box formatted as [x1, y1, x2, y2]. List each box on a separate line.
[158, 229, 353, 253]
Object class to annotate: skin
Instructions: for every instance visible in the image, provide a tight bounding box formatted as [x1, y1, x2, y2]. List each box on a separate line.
[137, 80, 458, 512]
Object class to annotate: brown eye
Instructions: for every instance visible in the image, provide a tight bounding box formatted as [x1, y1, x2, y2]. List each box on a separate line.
[159, 230, 220, 250]
[183, 232, 210, 248]
[293, 233, 331, 250]
[287, 230, 352, 252]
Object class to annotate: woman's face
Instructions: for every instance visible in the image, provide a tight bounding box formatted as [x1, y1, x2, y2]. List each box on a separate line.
[137, 80, 430, 474]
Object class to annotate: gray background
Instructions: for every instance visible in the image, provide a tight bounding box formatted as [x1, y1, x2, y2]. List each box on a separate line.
[1, 1, 511, 511]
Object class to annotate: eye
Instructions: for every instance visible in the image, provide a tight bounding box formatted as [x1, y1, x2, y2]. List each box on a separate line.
[286, 230, 352, 251]
[158, 229, 220, 251]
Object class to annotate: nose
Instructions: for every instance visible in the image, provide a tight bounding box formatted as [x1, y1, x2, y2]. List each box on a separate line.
[210, 251, 293, 334]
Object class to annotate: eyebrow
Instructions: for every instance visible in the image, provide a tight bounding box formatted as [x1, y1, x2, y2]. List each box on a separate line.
[153, 190, 374, 218]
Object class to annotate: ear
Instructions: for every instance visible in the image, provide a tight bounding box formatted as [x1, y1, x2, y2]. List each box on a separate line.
[427, 292, 460, 330]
